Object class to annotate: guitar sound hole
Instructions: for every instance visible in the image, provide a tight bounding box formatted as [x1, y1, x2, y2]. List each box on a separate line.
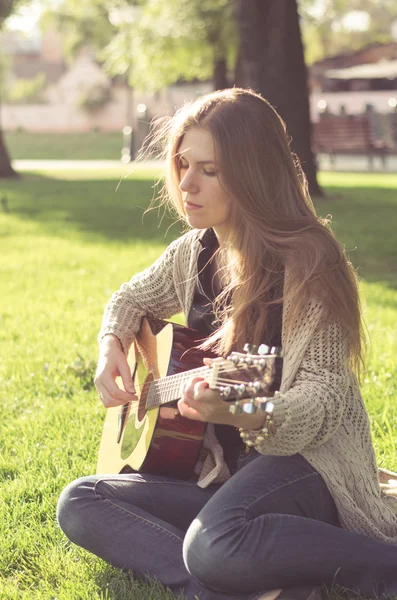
[137, 373, 154, 422]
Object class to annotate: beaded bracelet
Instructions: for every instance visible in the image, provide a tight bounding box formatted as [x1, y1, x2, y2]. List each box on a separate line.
[239, 399, 276, 447]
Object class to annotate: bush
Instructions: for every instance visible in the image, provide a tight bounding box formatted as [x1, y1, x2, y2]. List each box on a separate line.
[78, 83, 112, 113]
[6, 72, 47, 104]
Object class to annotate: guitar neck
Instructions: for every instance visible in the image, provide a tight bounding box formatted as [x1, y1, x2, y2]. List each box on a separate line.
[145, 365, 210, 410]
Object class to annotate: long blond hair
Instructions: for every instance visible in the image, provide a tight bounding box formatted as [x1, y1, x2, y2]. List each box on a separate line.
[146, 88, 364, 374]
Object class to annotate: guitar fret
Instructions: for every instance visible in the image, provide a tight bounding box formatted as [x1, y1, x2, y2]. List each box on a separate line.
[146, 367, 208, 410]
[145, 385, 157, 410]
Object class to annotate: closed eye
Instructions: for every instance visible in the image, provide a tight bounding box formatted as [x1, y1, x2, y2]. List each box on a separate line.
[177, 157, 188, 171]
[177, 158, 217, 177]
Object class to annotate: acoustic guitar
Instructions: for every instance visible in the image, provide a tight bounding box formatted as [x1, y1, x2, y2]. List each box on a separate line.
[97, 317, 282, 479]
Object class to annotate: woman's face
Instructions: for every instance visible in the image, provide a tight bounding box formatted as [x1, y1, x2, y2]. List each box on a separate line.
[177, 128, 232, 243]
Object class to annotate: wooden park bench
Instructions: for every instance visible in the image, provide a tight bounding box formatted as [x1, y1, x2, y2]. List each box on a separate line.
[312, 115, 391, 169]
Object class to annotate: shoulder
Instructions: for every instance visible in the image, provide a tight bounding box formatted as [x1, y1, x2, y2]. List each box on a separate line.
[151, 228, 201, 263]
[153, 229, 203, 279]
[172, 228, 203, 249]
[283, 269, 324, 334]
[167, 228, 204, 261]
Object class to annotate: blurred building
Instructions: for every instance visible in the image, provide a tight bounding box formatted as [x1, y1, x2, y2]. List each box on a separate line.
[310, 41, 397, 120]
[3, 27, 396, 136]
[1, 28, 210, 133]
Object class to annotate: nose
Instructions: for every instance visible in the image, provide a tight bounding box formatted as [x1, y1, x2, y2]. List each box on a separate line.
[179, 169, 199, 194]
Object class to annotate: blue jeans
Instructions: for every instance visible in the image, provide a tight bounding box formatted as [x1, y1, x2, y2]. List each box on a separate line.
[57, 452, 397, 599]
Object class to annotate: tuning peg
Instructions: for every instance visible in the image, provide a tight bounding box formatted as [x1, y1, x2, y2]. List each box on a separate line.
[243, 343, 257, 354]
[229, 401, 243, 415]
[234, 383, 247, 397]
[229, 354, 240, 365]
[270, 346, 283, 356]
[256, 357, 267, 369]
[219, 385, 232, 399]
[242, 399, 257, 414]
[258, 344, 270, 355]
[257, 400, 274, 413]
[252, 380, 263, 392]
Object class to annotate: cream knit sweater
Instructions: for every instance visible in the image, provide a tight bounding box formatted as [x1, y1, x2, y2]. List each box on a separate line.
[99, 228, 397, 543]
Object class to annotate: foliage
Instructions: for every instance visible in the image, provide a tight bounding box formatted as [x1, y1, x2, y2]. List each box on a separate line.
[45, 0, 237, 90]
[44, 0, 397, 90]
[299, 0, 397, 64]
[111, 0, 237, 90]
[0, 167, 396, 599]
[77, 82, 112, 113]
[67, 355, 97, 390]
[0, 0, 27, 27]
[4, 72, 46, 103]
[41, 0, 115, 63]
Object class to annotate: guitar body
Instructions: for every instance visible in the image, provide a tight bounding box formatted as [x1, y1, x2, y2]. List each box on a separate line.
[97, 318, 215, 479]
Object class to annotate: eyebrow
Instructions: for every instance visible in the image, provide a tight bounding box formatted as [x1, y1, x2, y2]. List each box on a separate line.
[177, 157, 215, 165]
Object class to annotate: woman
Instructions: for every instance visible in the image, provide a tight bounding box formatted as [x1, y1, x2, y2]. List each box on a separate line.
[57, 88, 397, 600]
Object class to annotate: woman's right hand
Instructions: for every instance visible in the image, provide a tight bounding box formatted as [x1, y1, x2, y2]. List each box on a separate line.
[94, 334, 138, 408]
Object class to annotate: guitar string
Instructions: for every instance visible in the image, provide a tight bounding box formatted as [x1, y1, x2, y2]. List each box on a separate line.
[135, 359, 275, 391]
[125, 380, 266, 411]
[125, 365, 275, 402]
[133, 363, 272, 396]
[149, 378, 273, 407]
[147, 381, 265, 406]
[154, 375, 270, 391]
[131, 365, 221, 393]
[152, 365, 273, 388]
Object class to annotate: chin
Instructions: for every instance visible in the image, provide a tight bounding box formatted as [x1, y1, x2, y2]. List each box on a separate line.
[186, 216, 209, 229]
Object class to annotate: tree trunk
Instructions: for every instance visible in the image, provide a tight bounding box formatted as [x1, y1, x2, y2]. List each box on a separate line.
[0, 96, 18, 178]
[234, 0, 323, 198]
[213, 56, 229, 91]
[0, 128, 18, 178]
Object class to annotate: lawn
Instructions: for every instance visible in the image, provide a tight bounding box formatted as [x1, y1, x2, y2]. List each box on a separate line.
[4, 131, 124, 160]
[0, 168, 396, 599]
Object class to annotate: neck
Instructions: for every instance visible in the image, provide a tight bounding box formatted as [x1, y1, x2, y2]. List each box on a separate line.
[212, 225, 228, 247]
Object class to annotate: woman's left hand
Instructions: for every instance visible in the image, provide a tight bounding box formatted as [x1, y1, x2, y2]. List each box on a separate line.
[178, 360, 267, 430]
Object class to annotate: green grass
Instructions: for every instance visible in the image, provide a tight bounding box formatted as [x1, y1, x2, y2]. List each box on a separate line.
[0, 168, 396, 599]
[4, 131, 124, 160]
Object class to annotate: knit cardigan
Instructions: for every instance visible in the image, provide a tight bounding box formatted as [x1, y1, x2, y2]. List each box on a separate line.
[99, 228, 397, 544]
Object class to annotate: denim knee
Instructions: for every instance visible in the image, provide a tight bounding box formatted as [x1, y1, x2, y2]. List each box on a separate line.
[183, 525, 227, 592]
[183, 514, 274, 593]
[56, 476, 96, 545]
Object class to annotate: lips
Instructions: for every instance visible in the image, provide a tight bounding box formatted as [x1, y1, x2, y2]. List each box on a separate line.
[184, 201, 202, 210]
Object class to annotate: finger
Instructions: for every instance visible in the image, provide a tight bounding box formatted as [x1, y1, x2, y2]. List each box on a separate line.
[177, 398, 203, 421]
[102, 385, 137, 408]
[203, 357, 214, 366]
[96, 381, 122, 408]
[106, 377, 138, 403]
[95, 381, 116, 408]
[180, 376, 205, 399]
[96, 375, 137, 405]
[193, 380, 209, 399]
[117, 359, 136, 394]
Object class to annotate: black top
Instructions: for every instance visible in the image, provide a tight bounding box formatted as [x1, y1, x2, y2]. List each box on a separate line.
[187, 228, 283, 463]
[188, 228, 223, 339]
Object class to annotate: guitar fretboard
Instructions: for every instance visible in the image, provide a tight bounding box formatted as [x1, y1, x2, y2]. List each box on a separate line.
[145, 365, 211, 410]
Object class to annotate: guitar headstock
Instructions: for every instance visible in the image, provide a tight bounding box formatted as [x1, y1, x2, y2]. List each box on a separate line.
[210, 343, 283, 414]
